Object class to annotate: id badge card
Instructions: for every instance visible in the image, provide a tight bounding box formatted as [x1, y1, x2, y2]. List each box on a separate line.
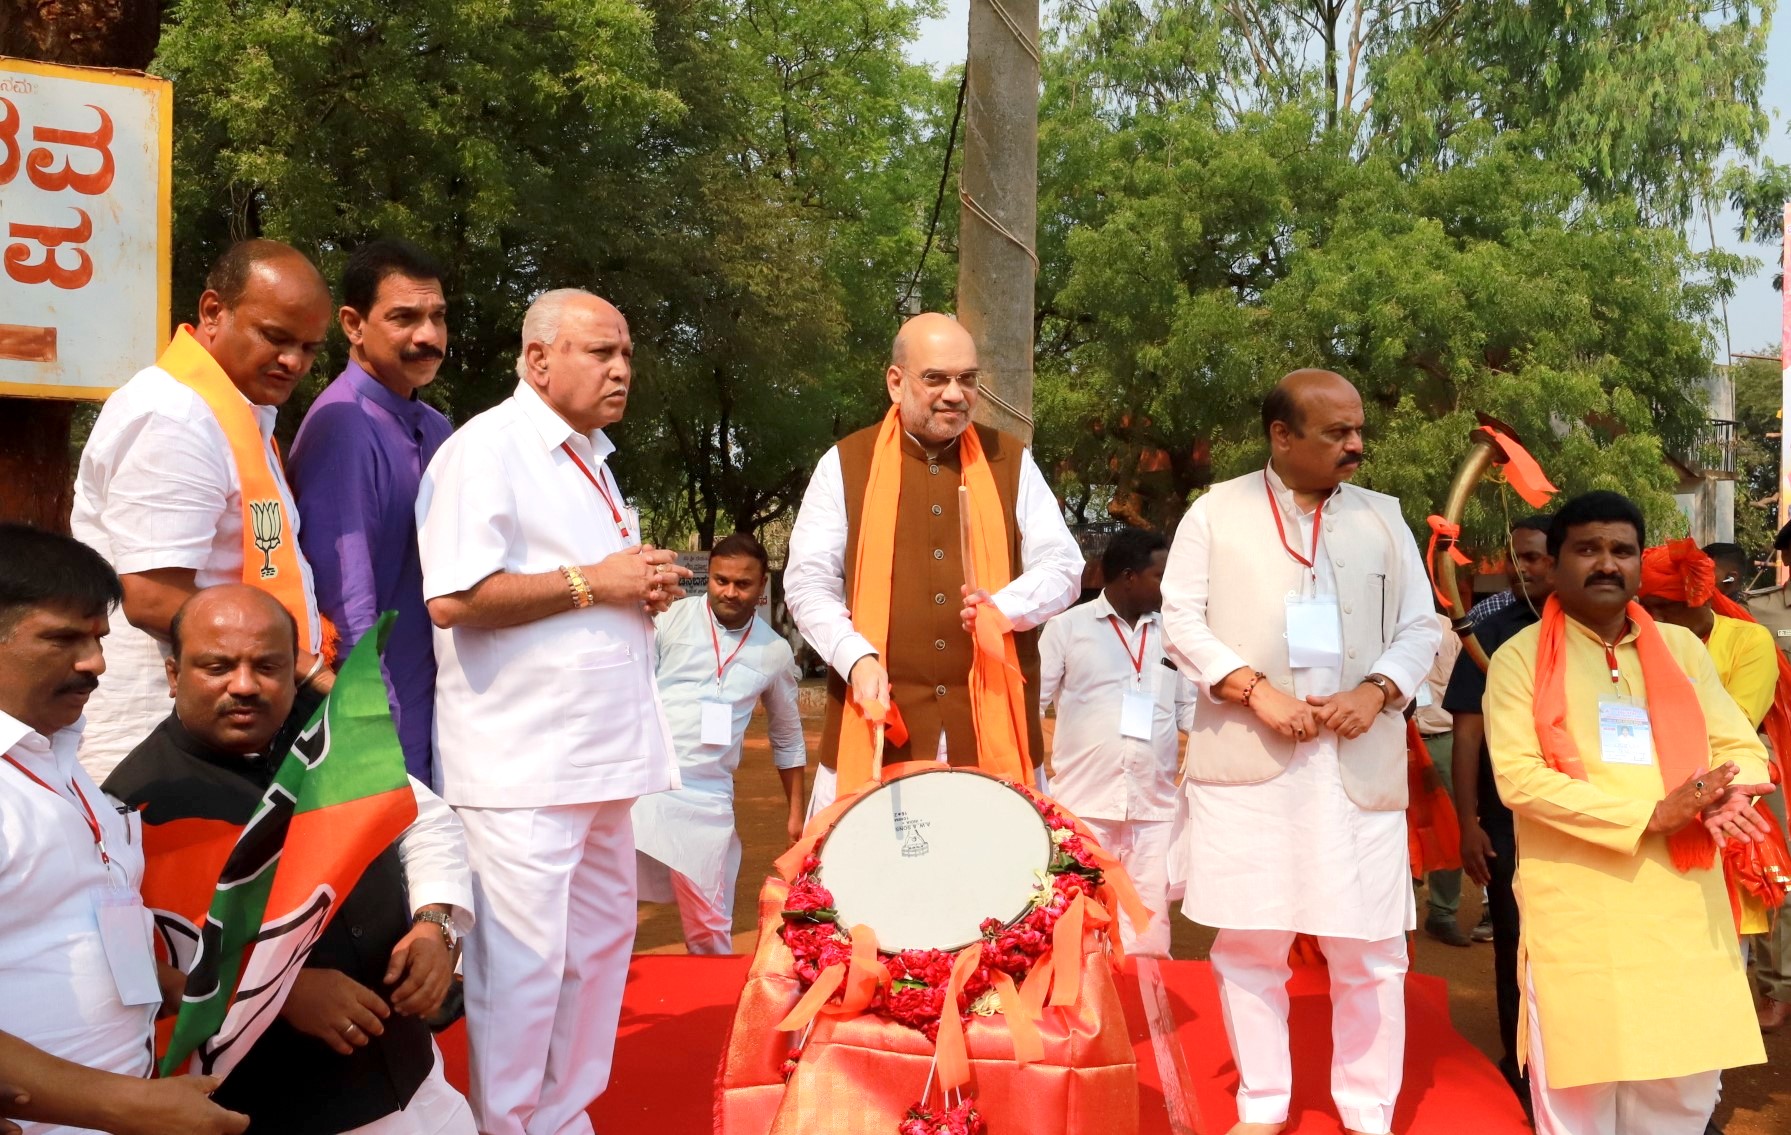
[1285, 594, 1343, 670]
[1120, 689, 1155, 740]
[700, 699, 733, 746]
[1597, 696, 1655, 766]
[92, 886, 161, 1007]
[1415, 683, 1434, 709]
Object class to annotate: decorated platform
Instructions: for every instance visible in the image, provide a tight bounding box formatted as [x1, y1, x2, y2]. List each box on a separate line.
[433, 954, 1531, 1134]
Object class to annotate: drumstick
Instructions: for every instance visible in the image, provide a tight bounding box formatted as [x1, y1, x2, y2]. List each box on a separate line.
[872, 720, 886, 782]
[958, 484, 979, 594]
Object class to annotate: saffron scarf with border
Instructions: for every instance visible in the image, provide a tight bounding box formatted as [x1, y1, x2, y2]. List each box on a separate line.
[1532, 593, 1715, 872]
[835, 407, 1031, 794]
[157, 325, 328, 658]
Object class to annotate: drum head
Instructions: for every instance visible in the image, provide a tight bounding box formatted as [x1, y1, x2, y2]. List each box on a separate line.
[817, 768, 1053, 952]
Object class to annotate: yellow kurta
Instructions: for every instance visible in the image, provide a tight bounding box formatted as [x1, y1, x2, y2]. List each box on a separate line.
[1484, 615, 1769, 1089]
[1706, 613, 1780, 934]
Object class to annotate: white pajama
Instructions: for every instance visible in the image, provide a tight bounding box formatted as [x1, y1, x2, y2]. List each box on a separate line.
[1079, 817, 1173, 959]
[1209, 929, 1408, 1134]
[1525, 969, 1720, 1135]
[458, 801, 638, 1135]
[342, 1046, 476, 1135]
[668, 862, 737, 955]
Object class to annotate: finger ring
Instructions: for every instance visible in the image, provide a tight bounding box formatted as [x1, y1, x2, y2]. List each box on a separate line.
[344, 1024, 360, 1036]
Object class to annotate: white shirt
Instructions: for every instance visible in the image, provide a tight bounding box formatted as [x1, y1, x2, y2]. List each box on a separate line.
[1166, 467, 1423, 939]
[632, 596, 805, 895]
[1039, 594, 1196, 822]
[0, 713, 158, 1133]
[784, 437, 1084, 681]
[70, 366, 322, 781]
[417, 382, 679, 808]
[397, 776, 477, 927]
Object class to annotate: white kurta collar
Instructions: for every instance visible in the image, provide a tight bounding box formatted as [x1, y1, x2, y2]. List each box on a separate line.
[511, 380, 617, 461]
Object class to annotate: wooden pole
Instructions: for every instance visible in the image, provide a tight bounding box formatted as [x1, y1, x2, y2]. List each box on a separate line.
[957, 0, 1039, 445]
[957, 484, 979, 594]
[0, 1, 161, 532]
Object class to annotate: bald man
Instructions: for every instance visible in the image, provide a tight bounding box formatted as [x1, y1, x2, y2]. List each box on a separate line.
[417, 289, 686, 1135]
[104, 585, 474, 1135]
[785, 312, 1082, 809]
[1161, 370, 1440, 1135]
[73, 239, 337, 781]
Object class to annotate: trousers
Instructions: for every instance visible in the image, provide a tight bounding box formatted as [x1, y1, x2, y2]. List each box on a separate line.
[343, 1046, 475, 1135]
[1208, 928, 1407, 1134]
[1078, 817, 1172, 959]
[457, 800, 637, 1135]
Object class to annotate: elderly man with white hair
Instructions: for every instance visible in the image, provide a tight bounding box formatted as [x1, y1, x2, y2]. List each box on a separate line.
[416, 289, 689, 1135]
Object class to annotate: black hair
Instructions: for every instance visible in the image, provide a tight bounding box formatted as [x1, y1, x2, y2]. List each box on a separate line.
[0, 524, 122, 637]
[1102, 526, 1168, 581]
[342, 239, 446, 316]
[1261, 384, 1302, 439]
[1702, 542, 1748, 567]
[1512, 514, 1554, 536]
[711, 532, 770, 576]
[167, 590, 299, 662]
[1546, 492, 1646, 558]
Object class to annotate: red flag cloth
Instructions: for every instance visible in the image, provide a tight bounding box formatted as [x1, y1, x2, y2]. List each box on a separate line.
[1406, 718, 1463, 875]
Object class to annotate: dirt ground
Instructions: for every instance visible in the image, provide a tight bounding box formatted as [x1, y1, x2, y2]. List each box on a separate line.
[634, 708, 1791, 1133]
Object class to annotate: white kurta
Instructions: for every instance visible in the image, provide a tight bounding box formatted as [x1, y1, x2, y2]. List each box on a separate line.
[70, 367, 322, 781]
[1168, 468, 1416, 941]
[634, 595, 805, 910]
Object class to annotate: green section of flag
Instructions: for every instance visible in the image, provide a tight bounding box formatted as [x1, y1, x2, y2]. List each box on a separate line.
[161, 612, 407, 1075]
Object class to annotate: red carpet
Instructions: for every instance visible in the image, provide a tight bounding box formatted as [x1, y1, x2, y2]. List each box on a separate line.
[434, 955, 1530, 1133]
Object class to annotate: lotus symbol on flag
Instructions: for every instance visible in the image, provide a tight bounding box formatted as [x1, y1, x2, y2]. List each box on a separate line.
[250, 500, 282, 578]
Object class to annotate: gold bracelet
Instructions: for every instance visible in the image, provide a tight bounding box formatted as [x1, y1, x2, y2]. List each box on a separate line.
[560, 564, 595, 609]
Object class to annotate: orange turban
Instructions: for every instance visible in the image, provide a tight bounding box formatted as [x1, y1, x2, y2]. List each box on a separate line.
[1638, 538, 1717, 607]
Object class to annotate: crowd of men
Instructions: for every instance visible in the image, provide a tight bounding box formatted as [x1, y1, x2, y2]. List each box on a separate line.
[0, 234, 1783, 1135]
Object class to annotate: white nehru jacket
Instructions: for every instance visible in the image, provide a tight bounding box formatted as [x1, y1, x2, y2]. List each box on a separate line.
[70, 368, 321, 779]
[417, 381, 679, 808]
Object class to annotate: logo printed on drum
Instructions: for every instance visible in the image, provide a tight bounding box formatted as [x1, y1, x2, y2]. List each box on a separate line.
[892, 810, 931, 858]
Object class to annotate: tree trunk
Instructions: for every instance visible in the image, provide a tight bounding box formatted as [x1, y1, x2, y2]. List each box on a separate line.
[958, 0, 1039, 445]
[0, 0, 161, 531]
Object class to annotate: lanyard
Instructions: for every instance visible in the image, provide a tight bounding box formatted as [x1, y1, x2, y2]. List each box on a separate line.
[1263, 471, 1325, 576]
[2, 752, 110, 868]
[560, 442, 631, 539]
[1602, 641, 1623, 687]
[1107, 616, 1149, 678]
[708, 612, 753, 685]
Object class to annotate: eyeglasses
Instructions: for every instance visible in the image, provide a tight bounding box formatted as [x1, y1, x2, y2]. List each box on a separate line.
[901, 367, 980, 391]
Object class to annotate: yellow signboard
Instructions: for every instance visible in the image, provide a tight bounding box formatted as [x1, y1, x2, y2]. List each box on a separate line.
[0, 57, 171, 401]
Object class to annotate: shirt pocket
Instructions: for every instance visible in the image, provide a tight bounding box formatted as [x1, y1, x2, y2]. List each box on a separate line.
[563, 642, 650, 768]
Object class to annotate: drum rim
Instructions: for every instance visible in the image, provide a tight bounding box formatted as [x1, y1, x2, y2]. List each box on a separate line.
[814, 765, 1055, 953]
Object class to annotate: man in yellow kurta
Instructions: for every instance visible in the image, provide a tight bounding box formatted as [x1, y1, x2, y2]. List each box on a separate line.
[1485, 492, 1772, 1135]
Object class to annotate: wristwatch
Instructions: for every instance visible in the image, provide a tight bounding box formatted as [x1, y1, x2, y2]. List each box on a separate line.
[1363, 674, 1397, 707]
[414, 909, 460, 957]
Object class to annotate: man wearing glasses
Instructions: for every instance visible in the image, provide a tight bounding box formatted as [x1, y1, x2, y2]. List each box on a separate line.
[784, 312, 1082, 812]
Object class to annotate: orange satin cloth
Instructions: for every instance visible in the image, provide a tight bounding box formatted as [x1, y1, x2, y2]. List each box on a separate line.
[1407, 719, 1463, 874]
[836, 408, 1030, 793]
[715, 877, 1139, 1135]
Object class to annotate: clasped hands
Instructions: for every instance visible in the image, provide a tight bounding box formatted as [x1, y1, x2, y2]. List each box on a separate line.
[586, 544, 692, 615]
[1228, 667, 1389, 742]
[1648, 761, 1776, 847]
[278, 919, 454, 1055]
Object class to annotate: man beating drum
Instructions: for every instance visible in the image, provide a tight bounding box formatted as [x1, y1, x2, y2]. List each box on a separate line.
[784, 313, 1084, 807]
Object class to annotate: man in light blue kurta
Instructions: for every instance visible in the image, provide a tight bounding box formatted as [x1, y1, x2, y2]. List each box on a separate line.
[634, 533, 807, 953]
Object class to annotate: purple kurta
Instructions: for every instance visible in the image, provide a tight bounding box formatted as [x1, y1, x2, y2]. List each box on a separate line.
[289, 362, 453, 781]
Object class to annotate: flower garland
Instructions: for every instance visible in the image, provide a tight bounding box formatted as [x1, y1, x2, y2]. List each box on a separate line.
[778, 786, 1106, 1135]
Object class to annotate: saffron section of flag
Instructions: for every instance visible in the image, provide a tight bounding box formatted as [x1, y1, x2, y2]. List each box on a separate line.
[154, 611, 416, 1077]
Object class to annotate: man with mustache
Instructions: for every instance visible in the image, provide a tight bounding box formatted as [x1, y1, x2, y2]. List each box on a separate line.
[71, 240, 337, 782]
[785, 312, 1082, 809]
[289, 239, 454, 787]
[1483, 492, 1771, 1133]
[104, 585, 475, 1135]
[0, 524, 248, 1135]
[1161, 369, 1441, 1135]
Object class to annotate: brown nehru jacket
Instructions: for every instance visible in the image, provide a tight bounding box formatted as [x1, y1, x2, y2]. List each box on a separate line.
[818, 423, 1043, 769]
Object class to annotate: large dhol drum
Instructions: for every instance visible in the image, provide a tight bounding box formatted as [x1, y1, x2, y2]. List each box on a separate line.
[817, 767, 1053, 951]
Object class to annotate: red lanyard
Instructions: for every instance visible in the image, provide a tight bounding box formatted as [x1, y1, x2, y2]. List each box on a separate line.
[2, 752, 109, 868]
[708, 612, 754, 685]
[560, 442, 631, 539]
[1264, 471, 1325, 574]
[1602, 642, 1622, 687]
[1108, 616, 1149, 677]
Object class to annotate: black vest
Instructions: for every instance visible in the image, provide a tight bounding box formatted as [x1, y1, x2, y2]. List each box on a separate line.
[106, 716, 433, 1135]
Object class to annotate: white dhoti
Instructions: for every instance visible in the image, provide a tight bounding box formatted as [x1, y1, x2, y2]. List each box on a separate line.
[635, 786, 742, 955]
[1525, 969, 1720, 1135]
[458, 800, 637, 1135]
[342, 1045, 476, 1135]
[1079, 816, 1173, 959]
[1178, 735, 1414, 1133]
